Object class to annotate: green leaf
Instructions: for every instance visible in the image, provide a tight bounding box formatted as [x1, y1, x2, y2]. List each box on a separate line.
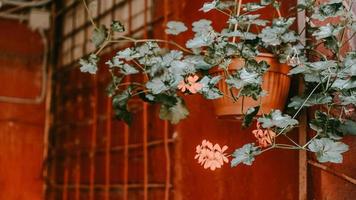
[338, 120, 356, 136]
[343, 52, 356, 76]
[106, 75, 123, 97]
[79, 54, 99, 74]
[112, 89, 133, 124]
[311, 1, 344, 21]
[120, 64, 139, 75]
[159, 98, 189, 124]
[242, 106, 260, 128]
[199, 0, 218, 12]
[288, 94, 332, 109]
[165, 21, 188, 35]
[231, 143, 261, 167]
[310, 111, 343, 140]
[111, 20, 125, 32]
[243, 3, 265, 11]
[260, 0, 273, 6]
[146, 77, 170, 94]
[199, 76, 223, 99]
[116, 48, 140, 61]
[91, 26, 107, 47]
[308, 138, 349, 163]
[258, 110, 298, 129]
[192, 19, 213, 35]
[339, 95, 356, 106]
[312, 24, 342, 40]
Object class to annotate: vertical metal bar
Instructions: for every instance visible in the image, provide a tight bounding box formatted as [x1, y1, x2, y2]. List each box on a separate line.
[89, 2, 100, 200]
[123, 2, 132, 200]
[105, 96, 112, 200]
[89, 78, 98, 200]
[104, 1, 116, 200]
[62, 158, 69, 200]
[163, 1, 171, 199]
[123, 117, 129, 200]
[70, 5, 81, 200]
[297, 2, 307, 199]
[143, 0, 149, 200]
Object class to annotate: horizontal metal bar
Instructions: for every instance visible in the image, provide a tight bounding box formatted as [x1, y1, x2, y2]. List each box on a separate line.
[61, 0, 130, 41]
[47, 138, 175, 160]
[47, 183, 172, 191]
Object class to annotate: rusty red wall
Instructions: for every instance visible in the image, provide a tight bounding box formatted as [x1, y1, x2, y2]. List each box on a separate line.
[150, 0, 300, 199]
[0, 19, 45, 199]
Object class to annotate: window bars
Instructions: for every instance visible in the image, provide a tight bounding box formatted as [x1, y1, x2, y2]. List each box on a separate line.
[47, 0, 175, 199]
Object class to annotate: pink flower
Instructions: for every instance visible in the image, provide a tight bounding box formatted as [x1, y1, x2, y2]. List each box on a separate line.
[178, 75, 203, 94]
[194, 140, 229, 171]
[252, 122, 276, 148]
[344, 106, 355, 117]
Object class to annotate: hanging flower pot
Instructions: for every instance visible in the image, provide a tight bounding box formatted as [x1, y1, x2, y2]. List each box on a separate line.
[209, 53, 291, 119]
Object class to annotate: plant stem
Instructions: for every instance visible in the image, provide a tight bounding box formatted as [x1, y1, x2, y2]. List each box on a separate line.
[232, 0, 243, 43]
[81, 0, 98, 30]
[215, 8, 232, 17]
[111, 37, 193, 54]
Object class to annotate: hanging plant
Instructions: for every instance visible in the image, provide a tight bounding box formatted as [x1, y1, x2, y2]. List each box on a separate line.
[78, 0, 356, 167]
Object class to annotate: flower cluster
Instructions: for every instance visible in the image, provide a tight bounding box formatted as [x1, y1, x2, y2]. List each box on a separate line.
[178, 75, 203, 94]
[252, 122, 276, 148]
[195, 140, 229, 171]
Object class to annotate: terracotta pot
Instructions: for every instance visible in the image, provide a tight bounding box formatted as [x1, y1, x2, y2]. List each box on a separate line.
[210, 53, 291, 119]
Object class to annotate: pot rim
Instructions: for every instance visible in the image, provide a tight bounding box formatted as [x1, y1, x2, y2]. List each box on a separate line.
[209, 54, 290, 74]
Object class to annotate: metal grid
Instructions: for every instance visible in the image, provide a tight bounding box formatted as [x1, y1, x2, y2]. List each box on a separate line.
[47, 0, 175, 199]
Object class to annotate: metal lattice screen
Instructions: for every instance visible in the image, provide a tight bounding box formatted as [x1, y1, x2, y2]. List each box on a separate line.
[47, 0, 175, 199]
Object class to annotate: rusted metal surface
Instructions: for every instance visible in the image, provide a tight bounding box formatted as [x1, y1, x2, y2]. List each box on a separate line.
[0, 19, 45, 200]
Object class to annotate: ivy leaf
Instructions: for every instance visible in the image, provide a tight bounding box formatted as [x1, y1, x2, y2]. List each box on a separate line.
[146, 77, 170, 94]
[260, 0, 273, 6]
[199, 76, 223, 99]
[162, 50, 183, 66]
[226, 68, 261, 89]
[343, 52, 356, 76]
[184, 55, 213, 70]
[106, 75, 123, 97]
[112, 88, 132, 124]
[288, 94, 332, 109]
[310, 111, 343, 140]
[258, 110, 298, 129]
[159, 98, 189, 124]
[311, 0, 344, 21]
[281, 31, 298, 43]
[339, 95, 356, 106]
[79, 54, 99, 74]
[338, 120, 356, 136]
[111, 20, 125, 32]
[91, 26, 107, 47]
[242, 106, 260, 128]
[231, 143, 261, 167]
[243, 3, 265, 11]
[199, 0, 218, 12]
[165, 21, 188, 35]
[312, 24, 342, 40]
[331, 79, 356, 90]
[192, 19, 213, 35]
[116, 48, 140, 61]
[259, 26, 283, 46]
[120, 64, 139, 75]
[223, 30, 257, 40]
[308, 138, 349, 163]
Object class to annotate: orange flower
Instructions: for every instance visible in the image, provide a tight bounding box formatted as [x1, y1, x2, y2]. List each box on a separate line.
[195, 140, 229, 171]
[178, 75, 203, 94]
[252, 122, 276, 148]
